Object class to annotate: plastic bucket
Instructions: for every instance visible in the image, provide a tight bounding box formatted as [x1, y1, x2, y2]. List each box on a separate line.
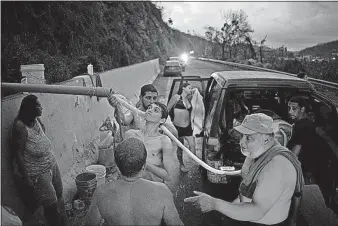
[86, 165, 106, 187]
[75, 172, 97, 202]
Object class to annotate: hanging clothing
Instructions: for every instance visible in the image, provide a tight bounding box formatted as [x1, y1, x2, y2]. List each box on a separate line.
[190, 88, 205, 136]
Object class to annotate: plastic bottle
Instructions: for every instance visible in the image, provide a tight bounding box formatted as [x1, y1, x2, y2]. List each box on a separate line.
[87, 64, 94, 75]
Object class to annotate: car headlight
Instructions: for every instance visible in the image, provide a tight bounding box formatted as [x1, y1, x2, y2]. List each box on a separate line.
[180, 53, 188, 63]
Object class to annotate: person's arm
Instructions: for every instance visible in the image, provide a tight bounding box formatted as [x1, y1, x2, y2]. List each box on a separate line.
[291, 145, 302, 157]
[213, 156, 296, 221]
[121, 110, 134, 126]
[108, 93, 134, 126]
[162, 185, 184, 226]
[36, 117, 46, 133]
[290, 121, 306, 157]
[146, 136, 174, 182]
[162, 116, 178, 138]
[12, 120, 33, 186]
[167, 94, 179, 113]
[84, 187, 102, 226]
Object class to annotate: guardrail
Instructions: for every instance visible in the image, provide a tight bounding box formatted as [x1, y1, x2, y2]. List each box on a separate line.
[197, 57, 338, 90]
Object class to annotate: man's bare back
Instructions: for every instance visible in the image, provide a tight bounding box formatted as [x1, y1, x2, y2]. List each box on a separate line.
[85, 137, 182, 226]
[88, 178, 182, 226]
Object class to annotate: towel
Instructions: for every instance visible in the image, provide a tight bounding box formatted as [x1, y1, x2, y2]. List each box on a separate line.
[190, 88, 205, 136]
[239, 140, 304, 199]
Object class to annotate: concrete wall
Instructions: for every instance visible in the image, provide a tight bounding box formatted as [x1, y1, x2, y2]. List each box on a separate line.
[1, 59, 160, 217]
[100, 59, 160, 104]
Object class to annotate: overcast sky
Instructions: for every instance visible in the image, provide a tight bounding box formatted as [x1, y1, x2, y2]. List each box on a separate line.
[156, 1, 338, 51]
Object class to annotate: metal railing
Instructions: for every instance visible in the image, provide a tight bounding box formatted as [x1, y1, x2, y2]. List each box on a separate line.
[196, 57, 338, 90]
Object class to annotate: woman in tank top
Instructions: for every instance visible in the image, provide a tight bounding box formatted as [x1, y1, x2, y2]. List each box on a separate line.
[11, 95, 66, 226]
[167, 82, 196, 172]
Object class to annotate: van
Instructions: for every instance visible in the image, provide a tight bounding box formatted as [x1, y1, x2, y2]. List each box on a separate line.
[168, 71, 338, 212]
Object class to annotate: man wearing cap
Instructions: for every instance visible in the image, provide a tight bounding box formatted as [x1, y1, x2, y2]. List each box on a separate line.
[185, 113, 304, 225]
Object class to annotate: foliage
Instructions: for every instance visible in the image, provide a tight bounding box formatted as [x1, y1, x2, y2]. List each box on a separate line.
[202, 9, 337, 83]
[2, 1, 210, 87]
[300, 40, 338, 57]
[219, 9, 254, 59]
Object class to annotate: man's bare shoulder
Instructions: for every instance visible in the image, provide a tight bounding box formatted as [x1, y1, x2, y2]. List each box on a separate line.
[263, 155, 297, 183]
[160, 134, 171, 143]
[138, 178, 172, 195]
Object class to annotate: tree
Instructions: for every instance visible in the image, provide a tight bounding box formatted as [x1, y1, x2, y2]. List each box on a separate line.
[219, 9, 254, 60]
[244, 35, 257, 59]
[259, 35, 267, 63]
[204, 26, 222, 58]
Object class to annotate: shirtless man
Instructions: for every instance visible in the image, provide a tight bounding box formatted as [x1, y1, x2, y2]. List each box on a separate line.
[124, 102, 175, 182]
[185, 113, 303, 225]
[108, 84, 178, 137]
[85, 138, 183, 226]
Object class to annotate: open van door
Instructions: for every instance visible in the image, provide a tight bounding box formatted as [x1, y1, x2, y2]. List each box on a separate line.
[309, 91, 338, 210]
[167, 76, 212, 138]
[167, 76, 211, 105]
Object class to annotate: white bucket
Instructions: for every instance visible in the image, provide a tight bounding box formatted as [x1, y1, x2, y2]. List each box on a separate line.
[86, 165, 106, 187]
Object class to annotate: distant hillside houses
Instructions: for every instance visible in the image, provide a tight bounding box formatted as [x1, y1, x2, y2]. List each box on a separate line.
[290, 53, 336, 62]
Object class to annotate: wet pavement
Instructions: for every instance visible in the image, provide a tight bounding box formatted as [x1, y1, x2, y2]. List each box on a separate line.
[164, 138, 241, 226]
[153, 60, 243, 225]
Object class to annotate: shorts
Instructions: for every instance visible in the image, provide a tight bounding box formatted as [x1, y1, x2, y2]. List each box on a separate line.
[29, 163, 63, 207]
[226, 218, 287, 226]
[175, 124, 193, 137]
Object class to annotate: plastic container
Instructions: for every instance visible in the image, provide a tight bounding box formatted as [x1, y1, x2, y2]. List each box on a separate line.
[73, 199, 85, 210]
[98, 131, 115, 167]
[206, 151, 229, 184]
[86, 165, 106, 187]
[87, 64, 94, 75]
[75, 172, 97, 202]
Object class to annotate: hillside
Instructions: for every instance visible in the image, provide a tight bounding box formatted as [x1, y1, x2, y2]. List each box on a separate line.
[1, 1, 210, 85]
[299, 40, 338, 57]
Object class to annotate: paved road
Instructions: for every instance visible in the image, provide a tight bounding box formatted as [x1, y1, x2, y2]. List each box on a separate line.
[153, 59, 242, 226]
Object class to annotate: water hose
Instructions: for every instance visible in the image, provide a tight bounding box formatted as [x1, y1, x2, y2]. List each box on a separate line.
[2, 82, 241, 175]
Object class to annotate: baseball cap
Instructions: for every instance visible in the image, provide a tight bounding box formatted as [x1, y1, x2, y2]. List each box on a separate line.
[234, 113, 274, 135]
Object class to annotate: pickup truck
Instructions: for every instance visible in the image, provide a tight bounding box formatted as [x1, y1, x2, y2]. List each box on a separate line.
[167, 71, 338, 213]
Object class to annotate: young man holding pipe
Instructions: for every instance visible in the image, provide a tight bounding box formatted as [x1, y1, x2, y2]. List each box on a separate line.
[124, 102, 175, 182]
[108, 84, 178, 137]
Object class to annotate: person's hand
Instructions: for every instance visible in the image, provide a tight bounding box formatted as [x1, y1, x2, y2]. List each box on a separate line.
[184, 191, 216, 213]
[108, 90, 127, 108]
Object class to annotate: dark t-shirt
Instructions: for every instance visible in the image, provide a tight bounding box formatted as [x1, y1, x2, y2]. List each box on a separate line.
[287, 118, 316, 171]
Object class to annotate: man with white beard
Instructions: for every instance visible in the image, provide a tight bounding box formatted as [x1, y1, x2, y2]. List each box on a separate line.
[185, 113, 304, 225]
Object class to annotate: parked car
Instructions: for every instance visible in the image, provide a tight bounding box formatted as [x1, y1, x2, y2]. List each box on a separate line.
[167, 71, 338, 213]
[169, 57, 187, 71]
[163, 60, 182, 77]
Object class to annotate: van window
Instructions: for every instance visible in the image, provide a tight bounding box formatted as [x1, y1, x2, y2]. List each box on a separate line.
[205, 81, 223, 137]
[311, 96, 338, 141]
